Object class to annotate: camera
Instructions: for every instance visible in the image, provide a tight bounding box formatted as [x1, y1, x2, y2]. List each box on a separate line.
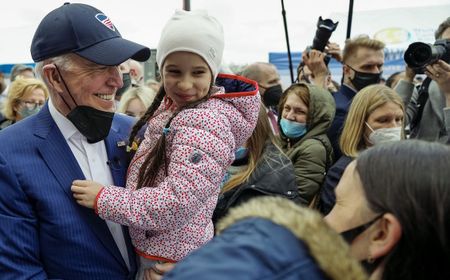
[404, 39, 450, 74]
[306, 16, 339, 65]
[311, 16, 339, 52]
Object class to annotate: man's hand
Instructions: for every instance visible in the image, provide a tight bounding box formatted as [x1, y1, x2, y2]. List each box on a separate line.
[404, 65, 416, 83]
[144, 263, 176, 280]
[302, 50, 329, 88]
[71, 180, 104, 209]
[325, 42, 343, 62]
[425, 60, 450, 105]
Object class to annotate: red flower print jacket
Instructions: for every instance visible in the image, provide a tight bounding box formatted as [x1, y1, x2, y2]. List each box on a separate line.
[95, 74, 260, 261]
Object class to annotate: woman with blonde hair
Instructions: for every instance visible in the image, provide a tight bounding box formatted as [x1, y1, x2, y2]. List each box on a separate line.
[116, 85, 156, 119]
[319, 84, 405, 215]
[0, 77, 49, 129]
[213, 104, 300, 225]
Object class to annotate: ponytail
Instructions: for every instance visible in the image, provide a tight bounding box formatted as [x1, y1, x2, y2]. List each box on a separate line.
[136, 91, 212, 190]
[128, 86, 166, 149]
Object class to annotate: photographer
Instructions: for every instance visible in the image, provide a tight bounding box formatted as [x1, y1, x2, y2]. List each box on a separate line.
[395, 17, 450, 142]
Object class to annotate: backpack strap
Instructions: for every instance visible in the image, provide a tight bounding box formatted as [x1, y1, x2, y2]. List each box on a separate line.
[410, 77, 432, 131]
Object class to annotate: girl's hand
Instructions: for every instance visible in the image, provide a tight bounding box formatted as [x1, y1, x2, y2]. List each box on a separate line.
[71, 180, 104, 209]
[144, 263, 176, 280]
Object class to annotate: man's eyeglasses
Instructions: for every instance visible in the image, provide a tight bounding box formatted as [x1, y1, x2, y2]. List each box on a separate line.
[19, 100, 44, 110]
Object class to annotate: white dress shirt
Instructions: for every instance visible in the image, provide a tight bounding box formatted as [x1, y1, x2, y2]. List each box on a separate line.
[48, 99, 130, 269]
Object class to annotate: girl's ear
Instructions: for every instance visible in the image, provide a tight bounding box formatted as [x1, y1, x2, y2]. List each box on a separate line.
[368, 213, 402, 260]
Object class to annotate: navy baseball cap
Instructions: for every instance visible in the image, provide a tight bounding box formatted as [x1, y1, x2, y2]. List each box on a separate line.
[31, 3, 150, 66]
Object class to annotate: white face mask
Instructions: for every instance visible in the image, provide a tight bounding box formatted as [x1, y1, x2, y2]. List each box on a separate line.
[366, 122, 402, 145]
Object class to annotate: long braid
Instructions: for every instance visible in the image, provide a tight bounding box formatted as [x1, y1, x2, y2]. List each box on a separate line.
[136, 91, 212, 190]
[128, 87, 166, 149]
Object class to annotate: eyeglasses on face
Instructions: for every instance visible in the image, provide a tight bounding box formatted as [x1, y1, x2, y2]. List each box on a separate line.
[19, 100, 44, 110]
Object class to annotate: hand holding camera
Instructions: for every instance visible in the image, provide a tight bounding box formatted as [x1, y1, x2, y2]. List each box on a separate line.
[425, 60, 450, 100]
[301, 50, 329, 88]
[404, 39, 450, 74]
[324, 42, 343, 62]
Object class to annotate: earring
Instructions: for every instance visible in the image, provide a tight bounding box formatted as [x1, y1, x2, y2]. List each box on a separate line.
[367, 254, 375, 264]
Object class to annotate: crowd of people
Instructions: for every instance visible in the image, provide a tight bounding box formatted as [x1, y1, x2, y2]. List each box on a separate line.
[0, 3, 449, 280]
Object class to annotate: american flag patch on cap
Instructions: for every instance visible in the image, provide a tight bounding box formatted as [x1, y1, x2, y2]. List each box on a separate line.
[95, 13, 115, 31]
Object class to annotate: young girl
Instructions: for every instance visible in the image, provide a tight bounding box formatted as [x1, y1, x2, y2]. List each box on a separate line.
[71, 9, 260, 277]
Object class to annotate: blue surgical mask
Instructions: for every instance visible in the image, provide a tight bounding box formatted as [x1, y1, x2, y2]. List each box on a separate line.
[234, 146, 248, 160]
[19, 106, 41, 119]
[280, 118, 307, 139]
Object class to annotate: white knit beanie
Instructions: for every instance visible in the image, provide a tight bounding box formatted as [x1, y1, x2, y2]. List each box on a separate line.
[156, 10, 224, 79]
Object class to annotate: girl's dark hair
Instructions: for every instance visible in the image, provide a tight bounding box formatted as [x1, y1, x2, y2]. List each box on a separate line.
[355, 140, 450, 280]
[129, 86, 211, 190]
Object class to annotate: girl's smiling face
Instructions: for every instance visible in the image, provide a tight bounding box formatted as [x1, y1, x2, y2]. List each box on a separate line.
[162, 51, 212, 108]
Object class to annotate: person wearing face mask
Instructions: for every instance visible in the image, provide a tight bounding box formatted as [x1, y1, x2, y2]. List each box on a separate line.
[319, 85, 404, 215]
[241, 62, 283, 135]
[213, 104, 300, 226]
[325, 140, 450, 279]
[0, 77, 48, 130]
[114, 60, 133, 105]
[162, 196, 367, 280]
[0, 3, 151, 279]
[327, 35, 385, 162]
[395, 17, 450, 143]
[276, 83, 335, 206]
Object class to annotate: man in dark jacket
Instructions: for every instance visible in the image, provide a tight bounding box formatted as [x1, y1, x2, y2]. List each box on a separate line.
[0, 3, 150, 279]
[327, 36, 385, 160]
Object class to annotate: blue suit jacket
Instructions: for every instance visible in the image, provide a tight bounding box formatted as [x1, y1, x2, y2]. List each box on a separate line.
[0, 104, 137, 279]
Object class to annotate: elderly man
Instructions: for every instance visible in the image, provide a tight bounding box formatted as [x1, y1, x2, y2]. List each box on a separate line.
[0, 3, 149, 279]
[241, 62, 282, 134]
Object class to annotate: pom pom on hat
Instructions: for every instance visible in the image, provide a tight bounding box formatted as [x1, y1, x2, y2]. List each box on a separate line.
[156, 10, 224, 79]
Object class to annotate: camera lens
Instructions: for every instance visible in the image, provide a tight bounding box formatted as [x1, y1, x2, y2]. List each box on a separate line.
[405, 43, 432, 67]
[404, 40, 449, 73]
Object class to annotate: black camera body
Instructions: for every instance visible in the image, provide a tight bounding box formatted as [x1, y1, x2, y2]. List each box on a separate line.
[311, 16, 339, 52]
[306, 16, 339, 65]
[404, 39, 450, 74]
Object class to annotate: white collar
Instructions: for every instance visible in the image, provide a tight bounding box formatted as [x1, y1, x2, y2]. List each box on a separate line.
[48, 98, 80, 141]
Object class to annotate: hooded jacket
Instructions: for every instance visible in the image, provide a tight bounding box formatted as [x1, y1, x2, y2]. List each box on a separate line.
[164, 196, 367, 280]
[213, 142, 300, 225]
[277, 83, 335, 205]
[95, 74, 260, 261]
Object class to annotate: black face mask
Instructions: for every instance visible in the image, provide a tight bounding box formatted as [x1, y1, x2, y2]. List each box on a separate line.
[340, 215, 382, 244]
[340, 215, 384, 275]
[55, 66, 115, 143]
[347, 65, 382, 91]
[67, 106, 114, 143]
[115, 73, 132, 98]
[261, 84, 283, 107]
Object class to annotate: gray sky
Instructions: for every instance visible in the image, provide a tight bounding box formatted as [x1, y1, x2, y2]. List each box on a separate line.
[1, 0, 449, 64]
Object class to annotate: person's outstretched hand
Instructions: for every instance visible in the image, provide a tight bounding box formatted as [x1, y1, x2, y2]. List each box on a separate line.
[71, 180, 104, 209]
[144, 263, 176, 280]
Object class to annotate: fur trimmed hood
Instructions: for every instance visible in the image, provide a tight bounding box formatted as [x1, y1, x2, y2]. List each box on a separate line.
[217, 196, 367, 280]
